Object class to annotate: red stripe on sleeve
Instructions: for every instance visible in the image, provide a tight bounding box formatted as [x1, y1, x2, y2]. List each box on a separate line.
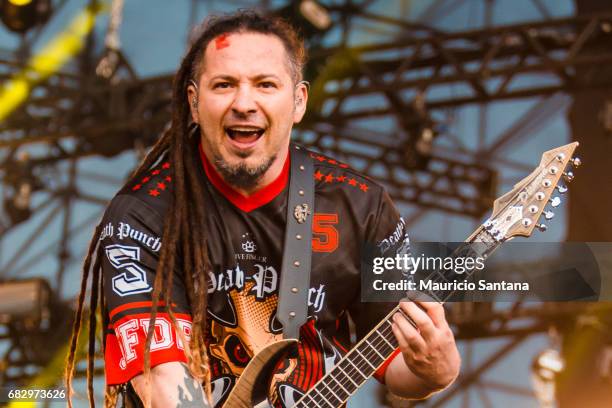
[104, 313, 192, 385]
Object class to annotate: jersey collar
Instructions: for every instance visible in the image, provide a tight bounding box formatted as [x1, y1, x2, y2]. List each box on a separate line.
[199, 142, 290, 213]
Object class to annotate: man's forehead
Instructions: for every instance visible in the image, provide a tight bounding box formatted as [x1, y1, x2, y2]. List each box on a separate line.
[200, 32, 292, 78]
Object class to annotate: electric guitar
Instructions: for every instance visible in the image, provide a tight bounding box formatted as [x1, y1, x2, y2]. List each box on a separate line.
[223, 142, 581, 408]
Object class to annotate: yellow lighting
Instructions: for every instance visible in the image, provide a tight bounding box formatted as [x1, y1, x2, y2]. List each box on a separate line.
[8, 0, 33, 6]
[0, 3, 105, 122]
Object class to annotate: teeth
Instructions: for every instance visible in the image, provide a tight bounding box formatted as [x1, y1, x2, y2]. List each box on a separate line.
[228, 127, 262, 132]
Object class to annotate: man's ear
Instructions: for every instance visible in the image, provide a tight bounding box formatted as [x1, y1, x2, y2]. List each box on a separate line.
[293, 81, 309, 123]
[187, 81, 199, 124]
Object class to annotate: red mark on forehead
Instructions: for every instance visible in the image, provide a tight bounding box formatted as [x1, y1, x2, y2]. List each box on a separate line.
[215, 34, 230, 50]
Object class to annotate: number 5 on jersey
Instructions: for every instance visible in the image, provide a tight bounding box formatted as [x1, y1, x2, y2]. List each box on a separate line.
[106, 244, 153, 296]
[312, 213, 339, 253]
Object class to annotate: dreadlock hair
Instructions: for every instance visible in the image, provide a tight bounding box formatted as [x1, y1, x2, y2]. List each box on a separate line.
[64, 9, 306, 408]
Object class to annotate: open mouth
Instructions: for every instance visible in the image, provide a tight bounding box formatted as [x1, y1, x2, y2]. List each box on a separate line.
[225, 126, 265, 146]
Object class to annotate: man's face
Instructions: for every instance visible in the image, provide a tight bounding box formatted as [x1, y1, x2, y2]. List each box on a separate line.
[188, 32, 308, 190]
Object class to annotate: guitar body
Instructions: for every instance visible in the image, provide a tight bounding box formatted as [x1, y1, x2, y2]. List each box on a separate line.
[223, 339, 297, 408]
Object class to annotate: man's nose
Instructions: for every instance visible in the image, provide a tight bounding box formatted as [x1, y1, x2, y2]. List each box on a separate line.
[231, 85, 258, 116]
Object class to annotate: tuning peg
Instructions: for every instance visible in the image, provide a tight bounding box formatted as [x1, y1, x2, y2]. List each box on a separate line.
[570, 157, 581, 167]
[543, 210, 555, 220]
[549, 196, 561, 207]
[563, 171, 574, 182]
[536, 223, 548, 232]
[556, 184, 568, 194]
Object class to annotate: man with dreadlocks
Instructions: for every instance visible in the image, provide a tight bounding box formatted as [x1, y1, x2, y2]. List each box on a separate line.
[65, 10, 460, 408]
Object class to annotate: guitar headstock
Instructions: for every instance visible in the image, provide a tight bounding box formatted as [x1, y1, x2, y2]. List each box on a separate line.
[483, 142, 580, 241]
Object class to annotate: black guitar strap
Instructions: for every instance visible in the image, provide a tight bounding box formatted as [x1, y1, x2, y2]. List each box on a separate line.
[277, 144, 314, 340]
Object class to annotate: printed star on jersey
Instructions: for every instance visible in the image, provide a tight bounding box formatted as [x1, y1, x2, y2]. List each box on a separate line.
[336, 175, 347, 182]
[149, 189, 160, 197]
[359, 183, 369, 192]
[157, 182, 166, 190]
[132, 184, 142, 191]
[325, 173, 334, 183]
[142, 176, 150, 183]
[162, 162, 171, 169]
[348, 178, 357, 186]
[151, 169, 161, 175]
[165, 176, 172, 182]
[314, 170, 324, 181]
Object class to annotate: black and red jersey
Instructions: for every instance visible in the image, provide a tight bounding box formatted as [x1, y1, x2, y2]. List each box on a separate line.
[101, 143, 409, 407]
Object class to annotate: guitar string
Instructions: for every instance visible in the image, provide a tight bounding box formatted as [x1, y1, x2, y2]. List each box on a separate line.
[295, 320, 395, 408]
[303, 154, 569, 405]
[301, 267, 486, 404]
[300, 232, 496, 406]
[298, 317, 398, 407]
[306, 320, 396, 407]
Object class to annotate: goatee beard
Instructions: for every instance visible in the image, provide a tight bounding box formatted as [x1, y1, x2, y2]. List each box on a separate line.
[213, 154, 276, 190]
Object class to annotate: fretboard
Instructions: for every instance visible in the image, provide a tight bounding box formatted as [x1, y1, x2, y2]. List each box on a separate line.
[294, 305, 400, 408]
[293, 227, 501, 408]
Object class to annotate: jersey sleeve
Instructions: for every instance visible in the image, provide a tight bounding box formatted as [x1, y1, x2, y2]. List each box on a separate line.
[349, 188, 409, 383]
[101, 194, 193, 385]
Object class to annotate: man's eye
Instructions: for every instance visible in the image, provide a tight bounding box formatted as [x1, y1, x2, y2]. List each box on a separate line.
[259, 82, 276, 89]
[213, 82, 232, 89]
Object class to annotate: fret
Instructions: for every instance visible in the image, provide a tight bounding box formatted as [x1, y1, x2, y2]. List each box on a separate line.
[312, 386, 332, 407]
[336, 364, 359, 388]
[302, 393, 321, 408]
[321, 380, 342, 405]
[376, 327, 395, 349]
[346, 358, 367, 380]
[355, 347, 377, 370]
[328, 373, 350, 396]
[365, 339, 385, 360]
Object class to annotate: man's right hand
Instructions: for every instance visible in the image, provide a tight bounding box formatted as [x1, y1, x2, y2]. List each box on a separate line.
[131, 361, 210, 408]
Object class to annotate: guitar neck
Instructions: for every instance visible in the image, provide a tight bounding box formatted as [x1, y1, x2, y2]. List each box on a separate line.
[294, 306, 401, 408]
[294, 226, 501, 407]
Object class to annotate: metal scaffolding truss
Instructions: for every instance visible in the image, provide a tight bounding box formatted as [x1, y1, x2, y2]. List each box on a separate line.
[3, 13, 610, 217]
[310, 13, 612, 115]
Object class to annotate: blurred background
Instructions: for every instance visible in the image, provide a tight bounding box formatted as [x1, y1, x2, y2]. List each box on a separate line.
[0, 0, 611, 406]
